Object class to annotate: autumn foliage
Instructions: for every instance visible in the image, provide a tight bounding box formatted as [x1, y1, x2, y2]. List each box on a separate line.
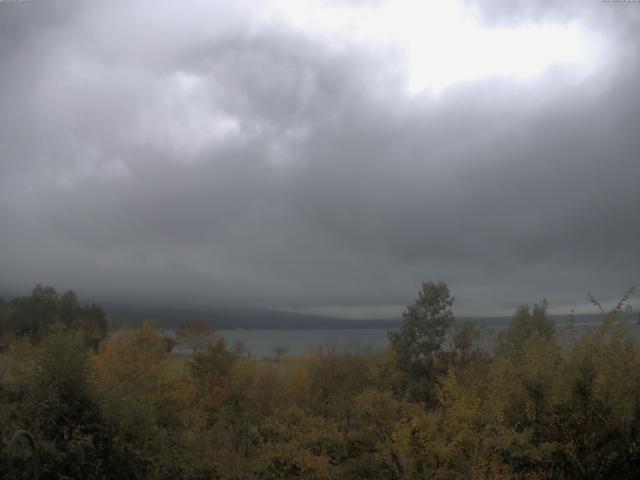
[1, 283, 639, 479]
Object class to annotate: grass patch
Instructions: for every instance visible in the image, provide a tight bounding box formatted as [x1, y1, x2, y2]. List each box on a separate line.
[162, 352, 191, 378]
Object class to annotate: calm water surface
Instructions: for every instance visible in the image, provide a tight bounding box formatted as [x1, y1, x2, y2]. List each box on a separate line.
[217, 329, 391, 357]
[214, 322, 640, 357]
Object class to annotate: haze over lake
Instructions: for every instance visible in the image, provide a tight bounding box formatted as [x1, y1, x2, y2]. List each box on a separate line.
[205, 319, 640, 357]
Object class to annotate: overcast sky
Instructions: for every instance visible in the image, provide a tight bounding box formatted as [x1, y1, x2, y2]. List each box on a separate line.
[1, 0, 638, 318]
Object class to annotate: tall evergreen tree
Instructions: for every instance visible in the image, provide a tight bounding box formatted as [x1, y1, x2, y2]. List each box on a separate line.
[389, 281, 454, 404]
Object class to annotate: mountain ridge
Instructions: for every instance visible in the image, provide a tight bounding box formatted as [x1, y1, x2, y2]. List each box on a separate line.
[103, 303, 609, 330]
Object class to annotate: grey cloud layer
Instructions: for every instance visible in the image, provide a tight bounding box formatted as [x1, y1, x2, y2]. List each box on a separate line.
[0, 0, 638, 316]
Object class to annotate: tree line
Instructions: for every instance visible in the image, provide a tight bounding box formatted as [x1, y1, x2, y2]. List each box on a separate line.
[0, 282, 639, 479]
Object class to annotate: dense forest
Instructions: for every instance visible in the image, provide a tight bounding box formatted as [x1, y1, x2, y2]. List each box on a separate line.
[1, 282, 639, 479]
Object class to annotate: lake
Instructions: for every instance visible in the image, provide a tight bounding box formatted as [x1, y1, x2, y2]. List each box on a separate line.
[216, 328, 392, 357]
[213, 321, 640, 357]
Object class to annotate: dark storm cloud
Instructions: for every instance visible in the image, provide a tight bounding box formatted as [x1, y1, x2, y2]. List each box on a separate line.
[0, 0, 638, 317]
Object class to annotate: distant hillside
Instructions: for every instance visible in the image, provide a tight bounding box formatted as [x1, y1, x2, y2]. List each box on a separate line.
[103, 303, 612, 331]
[103, 303, 402, 330]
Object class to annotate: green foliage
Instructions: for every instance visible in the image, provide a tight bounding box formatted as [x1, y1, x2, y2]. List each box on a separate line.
[303, 346, 372, 420]
[388, 280, 455, 404]
[189, 337, 237, 412]
[175, 319, 217, 351]
[255, 442, 330, 480]
[0, 285, 109, 348]
[1, 282, 640, 479]
[498, 300, 555, 354]
[0, 326, 111, 479]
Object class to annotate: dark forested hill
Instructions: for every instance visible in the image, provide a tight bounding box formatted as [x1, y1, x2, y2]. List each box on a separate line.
[102, 303, 403, 330]
[102, 302, 607, 330]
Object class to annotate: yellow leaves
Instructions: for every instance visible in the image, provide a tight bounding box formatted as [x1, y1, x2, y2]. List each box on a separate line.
[188, 337, 237, 410]
[390, 410, 439, 477]
[93, 322, 167, 392]
[4, 336, 42, 382]
[7, 300, 640, 479]
[525, 400, 536, 423]
[440, 370, 476, 431]
[175, 319, 216, 350]
[571, 319, 640, 428]
[245, 362, 291, 416]
[355, 388, 402, 429]
[371, 347, 405, 394]
[440, 367, 499, 436]
[256, 443, 331, 480]
[300, 349, 374, 419]
[91, 322, 186, 441]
